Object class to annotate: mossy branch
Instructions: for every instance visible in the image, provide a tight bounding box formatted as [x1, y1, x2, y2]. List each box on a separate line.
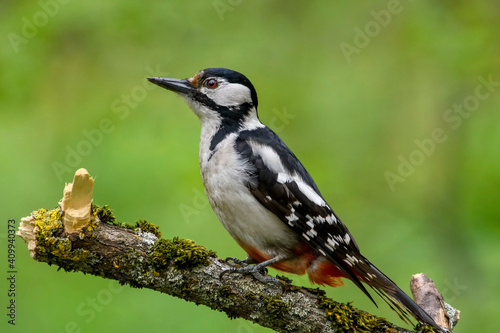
[17, 169, 449, 333]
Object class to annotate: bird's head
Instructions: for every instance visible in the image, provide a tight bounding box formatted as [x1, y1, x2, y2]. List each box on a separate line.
[148, 68, 259, 124]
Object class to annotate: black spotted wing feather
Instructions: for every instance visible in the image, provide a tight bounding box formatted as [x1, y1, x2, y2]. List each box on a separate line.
[235, 128, 375, 302]
[234, 127, 438, 327]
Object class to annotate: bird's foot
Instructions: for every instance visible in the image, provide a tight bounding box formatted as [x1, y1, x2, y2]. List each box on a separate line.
[224, 256, 253, 267]
[221, 256, 286, 288]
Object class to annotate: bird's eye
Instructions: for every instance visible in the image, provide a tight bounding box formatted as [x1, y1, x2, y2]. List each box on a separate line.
[205, 79, 218, 89]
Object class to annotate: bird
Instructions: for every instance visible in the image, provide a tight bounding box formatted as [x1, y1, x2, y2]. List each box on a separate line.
[147, 68, 442, 331]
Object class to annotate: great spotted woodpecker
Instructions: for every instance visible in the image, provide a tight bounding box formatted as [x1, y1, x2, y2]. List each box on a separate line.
[148, 68, 442, 331]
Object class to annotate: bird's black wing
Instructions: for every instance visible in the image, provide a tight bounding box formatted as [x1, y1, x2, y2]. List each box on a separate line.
[235, 127, 439, 328]
[235, 127, 373, 298]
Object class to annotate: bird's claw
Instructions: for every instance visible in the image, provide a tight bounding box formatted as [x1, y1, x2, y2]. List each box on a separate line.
[220, 257, 285, 290]
[220, 256, 255, 279]
[224, 256, 251, 267]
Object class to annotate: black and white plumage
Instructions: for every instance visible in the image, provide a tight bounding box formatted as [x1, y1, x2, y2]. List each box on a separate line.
[148, 68, 442, 331]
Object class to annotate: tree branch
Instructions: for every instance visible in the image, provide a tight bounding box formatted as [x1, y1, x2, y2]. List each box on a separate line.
[17, 169, 449, 333]
[410, 274, 460, 331]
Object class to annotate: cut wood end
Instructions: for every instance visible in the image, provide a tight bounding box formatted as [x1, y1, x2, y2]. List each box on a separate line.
[61, 168, 94, 233]
[411, 273, 459, 330]
[17, 215, 38, 258]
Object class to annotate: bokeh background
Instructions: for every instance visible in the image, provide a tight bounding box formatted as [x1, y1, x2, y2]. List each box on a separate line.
[1, 1, 499, 332]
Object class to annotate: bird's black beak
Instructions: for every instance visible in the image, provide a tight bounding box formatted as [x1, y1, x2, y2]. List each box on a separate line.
[147, 77, 195, 95]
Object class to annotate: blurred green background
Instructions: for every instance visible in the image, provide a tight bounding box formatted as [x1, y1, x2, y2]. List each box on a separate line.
[1, 1, 499, 332]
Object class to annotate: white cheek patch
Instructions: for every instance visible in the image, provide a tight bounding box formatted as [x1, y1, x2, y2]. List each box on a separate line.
[207, 83, 253, 107]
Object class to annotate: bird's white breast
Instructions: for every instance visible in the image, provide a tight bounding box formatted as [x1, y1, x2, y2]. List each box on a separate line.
[198, 124, 299, 255]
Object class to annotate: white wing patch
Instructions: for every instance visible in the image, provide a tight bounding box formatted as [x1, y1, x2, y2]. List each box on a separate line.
[296, 180, 327, 207]
[249, 143, 325, 211]
[276, 169, 326, 208]
[249, 142, 286, 175]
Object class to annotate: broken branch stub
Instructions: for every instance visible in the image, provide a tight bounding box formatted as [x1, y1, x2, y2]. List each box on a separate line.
[410, 273, 460, 331]
[60, 168, 94, 233]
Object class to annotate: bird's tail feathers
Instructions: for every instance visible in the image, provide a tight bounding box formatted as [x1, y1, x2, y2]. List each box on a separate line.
[354, 256, 443, 331]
